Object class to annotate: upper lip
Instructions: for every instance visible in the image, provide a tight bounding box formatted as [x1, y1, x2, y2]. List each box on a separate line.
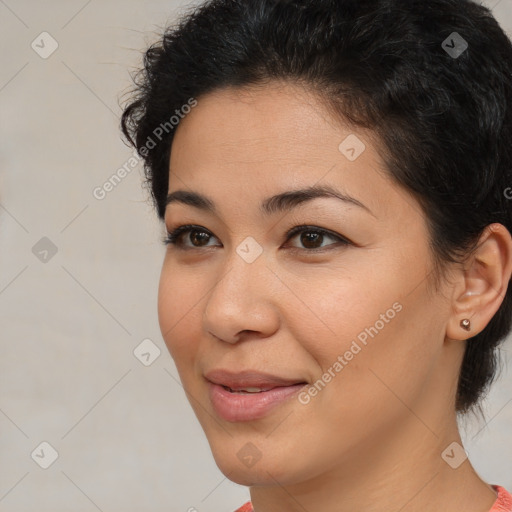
[204, 369, 307, 390]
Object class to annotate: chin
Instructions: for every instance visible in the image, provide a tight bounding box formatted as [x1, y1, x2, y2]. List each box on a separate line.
[210, 446, 301, 487]
[216, 463, 281, 487]
[220, 468, 266, 486]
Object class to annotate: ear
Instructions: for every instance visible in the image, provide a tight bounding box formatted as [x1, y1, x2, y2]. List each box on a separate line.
[446, 223, 512, 341]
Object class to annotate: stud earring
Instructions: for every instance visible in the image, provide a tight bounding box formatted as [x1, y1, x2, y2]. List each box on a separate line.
[460, 318, 471, 331]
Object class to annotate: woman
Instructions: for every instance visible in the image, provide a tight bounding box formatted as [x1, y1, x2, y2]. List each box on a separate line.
[121, 0, 512, 510]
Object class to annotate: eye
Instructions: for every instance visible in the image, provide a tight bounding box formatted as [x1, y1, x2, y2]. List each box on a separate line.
[163, 224, 352, 251]
[163, 224, 218, 248]
[284, 225, 351, 251]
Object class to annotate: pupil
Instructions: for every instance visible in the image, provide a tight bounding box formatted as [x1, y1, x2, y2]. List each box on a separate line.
[191, 230, 209, 246]
[301, 232, 322, 249]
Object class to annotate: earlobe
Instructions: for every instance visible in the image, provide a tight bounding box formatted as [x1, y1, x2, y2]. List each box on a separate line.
[446, 223, 512, 341]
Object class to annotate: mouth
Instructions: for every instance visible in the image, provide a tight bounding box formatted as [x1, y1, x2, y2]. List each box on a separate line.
[204, 368, 308, 391]
[204, 369, 309, 421]
[207, 381, 308, 421]
[219, 383, 307, 394]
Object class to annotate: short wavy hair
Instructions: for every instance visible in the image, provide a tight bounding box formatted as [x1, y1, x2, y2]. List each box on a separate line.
[121, 0, 512, 417]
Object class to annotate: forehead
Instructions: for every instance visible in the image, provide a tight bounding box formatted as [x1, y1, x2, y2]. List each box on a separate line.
[171, 82, 354, 159]
[167, 82, 415, 223]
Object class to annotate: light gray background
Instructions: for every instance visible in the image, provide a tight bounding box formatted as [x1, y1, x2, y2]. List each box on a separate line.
[0, 1, 511, 511]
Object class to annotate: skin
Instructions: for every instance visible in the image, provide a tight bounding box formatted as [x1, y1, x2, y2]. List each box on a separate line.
[157, 81, 512, 512]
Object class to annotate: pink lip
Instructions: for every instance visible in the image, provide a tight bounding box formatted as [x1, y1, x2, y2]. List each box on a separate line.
[204, 368, 306, 390]
[207, 381, 307, 422]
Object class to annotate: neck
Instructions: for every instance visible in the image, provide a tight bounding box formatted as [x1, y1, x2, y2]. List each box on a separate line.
[249, 411, 497, 512]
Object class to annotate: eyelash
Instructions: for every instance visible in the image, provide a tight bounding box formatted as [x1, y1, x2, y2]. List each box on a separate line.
[162, 224, 351, 252]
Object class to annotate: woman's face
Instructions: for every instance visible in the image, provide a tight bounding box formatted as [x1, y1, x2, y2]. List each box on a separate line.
[158, 82, 458, 486]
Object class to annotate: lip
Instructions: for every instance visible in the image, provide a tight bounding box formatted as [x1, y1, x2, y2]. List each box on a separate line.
[207, 381, 308, 422]
[204, 369, 307, 390]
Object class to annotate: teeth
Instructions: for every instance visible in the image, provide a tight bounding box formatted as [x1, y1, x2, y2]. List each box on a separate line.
[225, 386, 272, 393]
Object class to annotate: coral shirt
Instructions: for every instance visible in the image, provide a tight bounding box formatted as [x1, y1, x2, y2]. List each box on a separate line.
[233, 484, 512, 512]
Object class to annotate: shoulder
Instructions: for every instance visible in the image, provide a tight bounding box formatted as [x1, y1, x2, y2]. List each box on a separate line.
[233, 501, 253, 512]
[490, 485, 512, 512]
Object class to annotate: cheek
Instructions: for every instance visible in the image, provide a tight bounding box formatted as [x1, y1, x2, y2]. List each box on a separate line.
[290, 258, 435, 407]
[157, 261, 202, 362]
[284, 262, 399, 360]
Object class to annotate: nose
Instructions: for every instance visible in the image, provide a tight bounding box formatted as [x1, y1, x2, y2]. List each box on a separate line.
[202, 248, 280, 344]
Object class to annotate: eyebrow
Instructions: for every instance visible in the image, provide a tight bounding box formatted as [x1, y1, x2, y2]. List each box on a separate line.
[165, 184, 375, 217]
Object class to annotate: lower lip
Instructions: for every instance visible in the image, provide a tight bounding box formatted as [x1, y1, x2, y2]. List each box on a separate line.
[207, 381, 307, 422]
